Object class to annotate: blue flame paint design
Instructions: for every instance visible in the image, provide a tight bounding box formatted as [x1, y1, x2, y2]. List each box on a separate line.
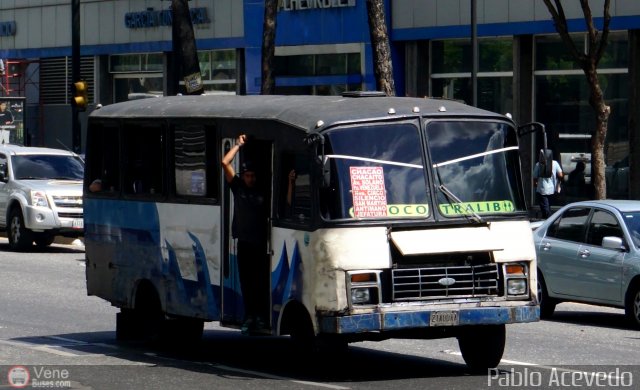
[271, 239, 304, 326]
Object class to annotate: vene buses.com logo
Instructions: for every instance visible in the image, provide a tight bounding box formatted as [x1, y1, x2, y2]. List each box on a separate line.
[7, 365, 30, 388]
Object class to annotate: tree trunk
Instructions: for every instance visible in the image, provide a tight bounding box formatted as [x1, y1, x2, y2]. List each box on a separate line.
[365, 0, 395, 96]
[542, 0, 611, 200]
[172, 0, 203, 95]
[585, 66, 610, 199]
[261, 0, 278, 95]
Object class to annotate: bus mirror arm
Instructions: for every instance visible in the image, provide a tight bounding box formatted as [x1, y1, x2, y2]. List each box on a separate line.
[516, 122, 545, 140]
[307, 133, 331, 188]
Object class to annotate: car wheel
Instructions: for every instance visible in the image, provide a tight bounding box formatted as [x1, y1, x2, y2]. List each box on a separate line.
[625, 285, 640, 329]
[34, 233, 55, 248]
[8, 208, 33, 251]
[537, 272, 557, 319]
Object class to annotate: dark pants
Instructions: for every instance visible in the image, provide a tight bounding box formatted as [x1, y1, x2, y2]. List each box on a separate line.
[537, 193, 554, 219]
[237, 240, 270, 322]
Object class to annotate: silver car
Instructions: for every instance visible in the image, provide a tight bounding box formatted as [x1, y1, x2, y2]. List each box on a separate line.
[0, 144, 84, 250]
[533, 200, 640, 329]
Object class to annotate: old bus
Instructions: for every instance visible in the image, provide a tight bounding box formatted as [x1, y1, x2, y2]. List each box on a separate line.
[84, 93, 539, 370]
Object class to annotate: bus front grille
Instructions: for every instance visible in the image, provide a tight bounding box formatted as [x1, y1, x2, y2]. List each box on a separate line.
[392, 263, 500, 301]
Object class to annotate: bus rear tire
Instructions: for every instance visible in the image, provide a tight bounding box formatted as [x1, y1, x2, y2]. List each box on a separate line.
[457, 324, 505, 373]
[116, 309, 142, 341]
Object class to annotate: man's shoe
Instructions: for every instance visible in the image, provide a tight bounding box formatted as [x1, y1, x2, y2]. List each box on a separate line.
[241, 318, 253, 335]
[255, 317, 266, 330]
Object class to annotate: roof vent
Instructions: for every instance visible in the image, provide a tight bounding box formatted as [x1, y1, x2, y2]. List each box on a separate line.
[388, 108, 396, 115]
[341, 91, 387, 98]
[438, 106, 447, 112]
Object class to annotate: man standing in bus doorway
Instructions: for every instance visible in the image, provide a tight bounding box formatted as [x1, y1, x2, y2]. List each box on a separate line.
[222, 134, 269, 335]
[533, 149, 563, 219]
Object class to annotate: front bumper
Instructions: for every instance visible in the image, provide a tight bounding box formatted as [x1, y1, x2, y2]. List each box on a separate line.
[319, 305, 539, 334]
[24, 205, 84, 233]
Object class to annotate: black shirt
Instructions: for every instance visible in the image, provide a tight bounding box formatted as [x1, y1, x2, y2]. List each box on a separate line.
[0, 109, 13, 125]
[229, 175, 266, 244]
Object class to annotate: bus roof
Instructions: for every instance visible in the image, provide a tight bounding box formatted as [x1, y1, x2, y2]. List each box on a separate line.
[89, 94, 511, 132]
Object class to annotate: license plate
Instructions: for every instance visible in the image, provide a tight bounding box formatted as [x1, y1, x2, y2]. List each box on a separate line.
[72, 219, 84, 229]
[430, 311, 459, 327]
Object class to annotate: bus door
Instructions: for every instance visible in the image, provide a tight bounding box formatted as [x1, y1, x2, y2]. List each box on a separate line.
[220, 137, 274, 329]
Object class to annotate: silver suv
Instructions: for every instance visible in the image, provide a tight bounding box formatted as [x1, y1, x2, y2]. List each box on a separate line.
[0, 144, 84, 250]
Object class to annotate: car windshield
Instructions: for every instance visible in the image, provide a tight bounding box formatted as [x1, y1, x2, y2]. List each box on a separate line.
[622, 211, 640, 248]
[426, 120, 526, 218]
[321, 121, 429, 220]
[12, 154, 84, 180]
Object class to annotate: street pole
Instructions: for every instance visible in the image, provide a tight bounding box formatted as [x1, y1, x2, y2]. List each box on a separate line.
[471, 0, 478, 107]
[71, 0, 81, 153]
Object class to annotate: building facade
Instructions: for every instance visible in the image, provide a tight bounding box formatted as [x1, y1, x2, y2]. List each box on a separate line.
[0, 0, 639, 208]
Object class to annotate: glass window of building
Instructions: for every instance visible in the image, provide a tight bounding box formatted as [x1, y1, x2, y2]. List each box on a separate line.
[197, 49, 237, 94]
[273, 51, 362, 95]
[430, 38, 513, 115]
[534, 32, 629, 201]
[110, 53, 163, 102]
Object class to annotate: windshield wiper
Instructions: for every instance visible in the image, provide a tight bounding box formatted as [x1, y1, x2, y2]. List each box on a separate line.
[437, 184, 484, 224]
[433, 164, 484, 224]
[17, 176, 47, 180]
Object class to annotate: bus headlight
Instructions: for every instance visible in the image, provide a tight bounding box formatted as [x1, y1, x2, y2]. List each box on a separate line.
[507, 279, 527, 295]
[504, 263, 529, 298]
[31, 191, 49, 208]
[347, 271, 381, 306]
[351, 288, 371, 304]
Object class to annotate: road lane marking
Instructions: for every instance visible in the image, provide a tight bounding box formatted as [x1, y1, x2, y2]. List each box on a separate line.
[144, 352, 351, 389]
[442, 350, 629, 381]
[0, 339, 82, 357]
[0, 336, 118, 358]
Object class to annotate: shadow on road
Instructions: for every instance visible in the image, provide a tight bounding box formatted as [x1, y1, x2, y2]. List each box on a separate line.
[544, 306, 637, 332]
[11, 328, 477, 385]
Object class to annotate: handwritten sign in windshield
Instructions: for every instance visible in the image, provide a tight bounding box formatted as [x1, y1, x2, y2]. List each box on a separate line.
[350, 166, 388, 218]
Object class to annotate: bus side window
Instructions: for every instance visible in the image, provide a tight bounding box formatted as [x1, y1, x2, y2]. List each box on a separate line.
[86, 122, 120, 193]
[279, 153, 311, 223]
[172, 123, 217, 198]
[122, 123, 164, 196]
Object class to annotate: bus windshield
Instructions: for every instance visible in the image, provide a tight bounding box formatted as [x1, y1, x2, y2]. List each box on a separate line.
[321, 122, 430, 220]
[426, 120, 525, 218]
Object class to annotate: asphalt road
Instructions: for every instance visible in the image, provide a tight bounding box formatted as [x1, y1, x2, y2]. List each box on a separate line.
[1, 240, 639, 389]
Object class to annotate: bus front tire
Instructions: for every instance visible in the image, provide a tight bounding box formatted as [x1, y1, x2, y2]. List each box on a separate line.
[457, 324, 505, 373]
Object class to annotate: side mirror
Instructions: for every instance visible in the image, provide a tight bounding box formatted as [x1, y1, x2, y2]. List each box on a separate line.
[602, 236, 626, 251]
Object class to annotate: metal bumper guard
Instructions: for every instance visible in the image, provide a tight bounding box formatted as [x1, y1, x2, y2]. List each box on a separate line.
[319, 305, 540, 334]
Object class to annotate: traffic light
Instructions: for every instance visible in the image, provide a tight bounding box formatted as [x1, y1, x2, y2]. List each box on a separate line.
[73, 80, 88, 111]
